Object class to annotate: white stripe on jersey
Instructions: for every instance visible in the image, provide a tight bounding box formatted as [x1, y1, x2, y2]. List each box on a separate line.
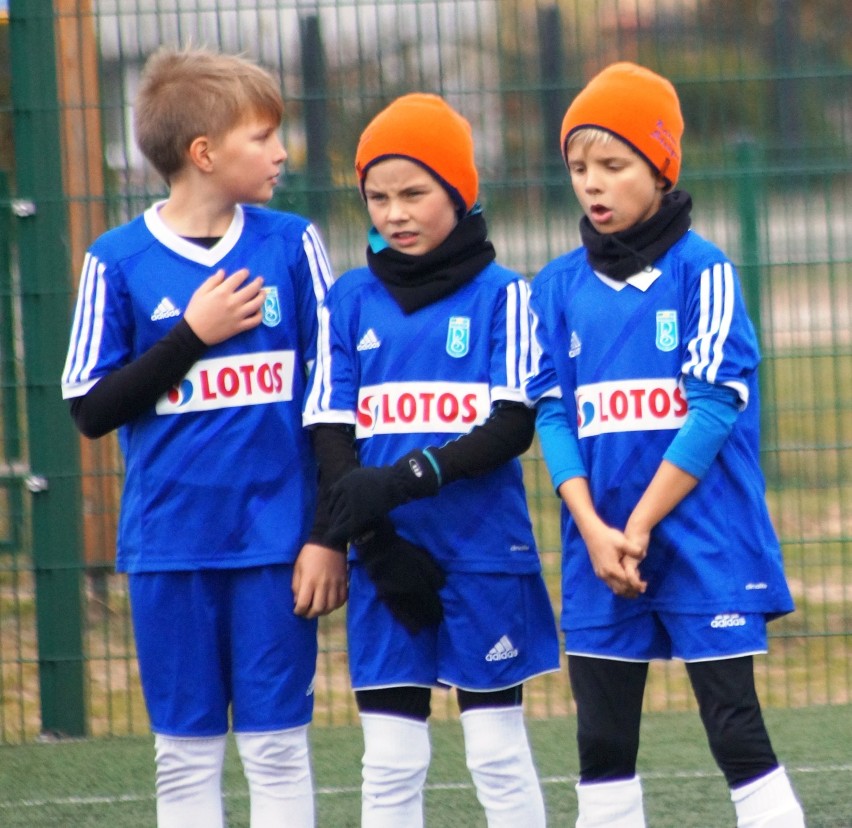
[304, 304, 333, 421]
[528, 303, 543, 377]
[302, 223, 334, 398]
[517, 279, 532, 391]
[505, 281, 519, 391]
[503, 279, 533, 398]
[62, 252, 107, 389]
[303, 224, 334, 298]
[61, 252, 92, 386]
[683, 261, 735, 384]
[709, 263, 735, 383]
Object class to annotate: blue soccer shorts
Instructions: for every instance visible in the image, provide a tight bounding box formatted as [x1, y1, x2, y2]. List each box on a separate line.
[347, 564, 560, 691]
[129, 565, 317, 737]
[564, 610, 769, 662]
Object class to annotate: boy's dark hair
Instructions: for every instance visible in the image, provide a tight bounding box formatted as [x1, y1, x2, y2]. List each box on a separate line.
[134, 47, 284, 183]
[355, 93, 479, 214]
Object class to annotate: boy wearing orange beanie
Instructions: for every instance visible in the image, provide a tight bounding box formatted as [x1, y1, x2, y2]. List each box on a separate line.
[525, 63, 805, 827]
[304, 93, 560, 826]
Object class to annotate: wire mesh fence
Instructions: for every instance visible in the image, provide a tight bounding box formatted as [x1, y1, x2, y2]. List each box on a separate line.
[0, 0, 849, 743]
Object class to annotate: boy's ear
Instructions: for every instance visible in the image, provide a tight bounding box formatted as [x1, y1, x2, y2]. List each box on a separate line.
[188, 135, 214, 172]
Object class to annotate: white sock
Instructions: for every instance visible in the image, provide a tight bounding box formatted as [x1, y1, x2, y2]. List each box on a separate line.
[154, 733, 227, 828]
[460, 706, 546, 828]
[731, 766, 806, 827]
[360, 713, 431, 828]
[575, 776, 646, 828]
[236, 725, 315, 828]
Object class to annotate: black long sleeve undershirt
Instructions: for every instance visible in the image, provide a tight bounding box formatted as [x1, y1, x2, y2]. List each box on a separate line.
[69, 319, 207, 439]
[308, 424, 361, 550]
[428, 400, 535, 483]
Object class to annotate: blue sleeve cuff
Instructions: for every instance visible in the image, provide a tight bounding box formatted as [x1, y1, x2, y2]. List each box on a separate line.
[663, 376, 741, 479]
[536, 396, 586, 490]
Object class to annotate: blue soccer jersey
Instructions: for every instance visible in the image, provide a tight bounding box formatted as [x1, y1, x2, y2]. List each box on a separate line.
[525, 230, 794, 630]
[304, 262, 541, 574]
[62, 203, 334, 573]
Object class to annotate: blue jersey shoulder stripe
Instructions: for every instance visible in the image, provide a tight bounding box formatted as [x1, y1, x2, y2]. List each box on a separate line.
[303, 303, 333, 422]
[501, 278, 531, 401]
[62, 251, 107, 394]
[303, 223, 335, 299]
[683, 261, 735, 385]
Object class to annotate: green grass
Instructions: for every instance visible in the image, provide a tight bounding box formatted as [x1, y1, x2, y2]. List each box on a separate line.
[0, 707, 849, 827]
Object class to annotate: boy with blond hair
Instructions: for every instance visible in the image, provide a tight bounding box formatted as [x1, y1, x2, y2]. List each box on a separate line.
[62, 47, 346, 827]
[525, 62, 805, 827]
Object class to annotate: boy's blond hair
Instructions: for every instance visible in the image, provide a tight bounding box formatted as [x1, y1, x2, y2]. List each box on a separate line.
[560, 62, 683, 190]
[133, 47, 284, 183]
[566, 127, 618, 153]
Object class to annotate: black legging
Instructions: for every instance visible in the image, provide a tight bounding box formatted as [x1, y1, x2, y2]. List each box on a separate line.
[568, 654, 778, 787]
[356, 684, 524, 722]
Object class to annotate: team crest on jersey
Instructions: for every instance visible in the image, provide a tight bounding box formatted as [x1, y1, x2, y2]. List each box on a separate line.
[446, 316, 471, 358]
[262, 287, 281, 327]
[655, 310, 678, 352]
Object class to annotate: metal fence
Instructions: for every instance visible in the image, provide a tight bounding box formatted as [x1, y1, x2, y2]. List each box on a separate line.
[0, 0, 849, 744]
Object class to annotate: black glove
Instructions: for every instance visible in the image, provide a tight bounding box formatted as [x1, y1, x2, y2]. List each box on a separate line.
[328, 449, 441, 542]
[354, 520, 445, 635]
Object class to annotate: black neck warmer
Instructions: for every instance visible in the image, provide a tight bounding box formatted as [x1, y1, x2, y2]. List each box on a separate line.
[580, 189, 693, 281]
[366, 211, 496, 314]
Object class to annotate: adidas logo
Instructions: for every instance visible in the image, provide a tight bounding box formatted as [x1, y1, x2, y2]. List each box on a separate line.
[710, 613, 746, 629]
[568, 330, 582, 358]
[356, 328, 381, 351]
[151, 297, 181, 321]
[485, 635, 519, 662]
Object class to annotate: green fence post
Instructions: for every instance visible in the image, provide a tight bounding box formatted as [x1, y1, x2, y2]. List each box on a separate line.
[735, 141, 762, 329]
[299, 14, 331, 233]
[0, 170, 24, 552]
[9, 0, 86, 736]
[537, 3, 568, 210]
[735, 139, 776, 481]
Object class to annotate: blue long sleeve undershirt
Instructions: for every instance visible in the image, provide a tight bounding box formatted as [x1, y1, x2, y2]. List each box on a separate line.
[535, 396, 585, 489]
[536, 376, 742, 491]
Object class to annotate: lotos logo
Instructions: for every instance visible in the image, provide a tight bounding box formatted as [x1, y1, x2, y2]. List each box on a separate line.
[355, 381, 490, 437]
[155, 351, 295, 414]
[576, 378, 687, 438]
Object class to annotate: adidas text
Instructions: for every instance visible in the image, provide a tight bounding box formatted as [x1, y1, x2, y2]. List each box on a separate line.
[710, 613, 746, 629]
[486, 635, 519, 662]
[151, 298, 181, 321]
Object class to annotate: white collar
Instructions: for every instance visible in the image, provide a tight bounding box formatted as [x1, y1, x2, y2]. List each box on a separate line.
[594, 266, 662, 292]
[144, 201, 245, 266]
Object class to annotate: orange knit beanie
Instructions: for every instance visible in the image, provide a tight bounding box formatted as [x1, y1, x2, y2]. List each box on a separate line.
[355, 93, 478, 213]
[560, 62, 684, 188]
